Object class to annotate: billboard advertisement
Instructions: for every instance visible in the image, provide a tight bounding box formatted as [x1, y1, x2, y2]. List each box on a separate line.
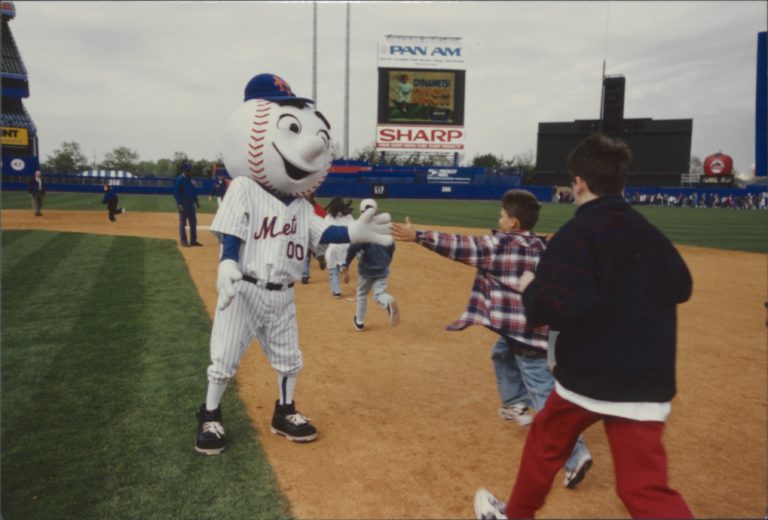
[377, 68, 465, 126]
[376, 125, 465, 151]
[1, 127, 29, 147]
[378, 35, 464, 69]
[376, 36, 465, 154]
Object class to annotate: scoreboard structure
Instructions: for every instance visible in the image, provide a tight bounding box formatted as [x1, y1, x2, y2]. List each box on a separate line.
[534, 75, 693, 187]
[375, 35, 466, 159]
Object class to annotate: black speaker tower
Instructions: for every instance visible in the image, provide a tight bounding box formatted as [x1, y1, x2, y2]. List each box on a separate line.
[601, 75, 625, 133]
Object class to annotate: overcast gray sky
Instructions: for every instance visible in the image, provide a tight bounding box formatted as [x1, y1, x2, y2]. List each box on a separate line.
[10, 1, 767, 173]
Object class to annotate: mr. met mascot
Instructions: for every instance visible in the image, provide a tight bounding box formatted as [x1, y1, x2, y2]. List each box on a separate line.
[195, 73, 392, 454]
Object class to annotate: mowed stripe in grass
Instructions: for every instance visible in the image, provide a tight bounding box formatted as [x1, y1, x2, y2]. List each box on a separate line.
[1, 230, 291, 520]
[1, 190, 218, 215]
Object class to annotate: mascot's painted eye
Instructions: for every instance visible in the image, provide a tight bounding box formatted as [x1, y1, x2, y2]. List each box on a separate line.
[278, 114, 302, 134]
[318, 130, 330, 149]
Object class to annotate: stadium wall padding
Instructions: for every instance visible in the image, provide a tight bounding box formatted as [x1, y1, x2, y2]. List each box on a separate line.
[3, 178, 766, 202]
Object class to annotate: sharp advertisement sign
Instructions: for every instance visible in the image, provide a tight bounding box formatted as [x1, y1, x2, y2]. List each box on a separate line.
[376, 35, 465, 154]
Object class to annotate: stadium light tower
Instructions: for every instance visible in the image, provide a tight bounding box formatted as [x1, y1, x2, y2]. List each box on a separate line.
[312, 2, 317, 103]
[343, 2, 350, 159]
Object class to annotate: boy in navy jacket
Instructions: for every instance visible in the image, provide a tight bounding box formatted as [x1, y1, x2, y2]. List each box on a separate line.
[474, 133, 693, 519]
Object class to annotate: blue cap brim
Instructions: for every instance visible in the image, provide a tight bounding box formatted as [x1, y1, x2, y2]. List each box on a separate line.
[250, 95, 315, 104]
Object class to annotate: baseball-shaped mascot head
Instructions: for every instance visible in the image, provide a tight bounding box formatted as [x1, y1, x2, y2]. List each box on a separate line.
[222, 73, 333, 197]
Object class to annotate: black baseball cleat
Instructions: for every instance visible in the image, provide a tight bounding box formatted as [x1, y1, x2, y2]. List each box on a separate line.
[189, 241, 203, 247]
[270, 400, 317, 443]
[195, 403, 225, 455]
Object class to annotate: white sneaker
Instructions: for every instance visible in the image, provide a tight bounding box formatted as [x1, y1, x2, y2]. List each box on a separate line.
[121, 208, 126, 214]
[498, 403, 533, 426]
[563, 453, 593, 489]
[473, 488, 508, 520]
[353, 316, 365, 332]
[387, 300, 400, 326]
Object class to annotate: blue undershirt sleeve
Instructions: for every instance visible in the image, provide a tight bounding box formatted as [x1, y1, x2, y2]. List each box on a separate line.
[320, 225, 350, 244]
[221, 234, 242, 262]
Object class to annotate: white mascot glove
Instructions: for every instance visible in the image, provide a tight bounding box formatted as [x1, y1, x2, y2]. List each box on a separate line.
[216, 259, 243, 311]
[348, 207, 393, 246]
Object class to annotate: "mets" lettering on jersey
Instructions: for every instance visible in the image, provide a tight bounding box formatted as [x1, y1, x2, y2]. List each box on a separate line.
[254, 216, 298, 240]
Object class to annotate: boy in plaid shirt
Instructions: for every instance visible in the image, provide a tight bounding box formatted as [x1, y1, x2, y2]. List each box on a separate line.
[392, 189, 592, 491]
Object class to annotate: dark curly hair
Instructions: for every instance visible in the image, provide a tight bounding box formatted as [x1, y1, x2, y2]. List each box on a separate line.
[324, 196, 354, 217]
[567, 133, 632, 196]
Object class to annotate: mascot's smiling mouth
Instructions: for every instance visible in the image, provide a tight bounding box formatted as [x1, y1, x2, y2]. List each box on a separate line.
[273, 143, 313, 180]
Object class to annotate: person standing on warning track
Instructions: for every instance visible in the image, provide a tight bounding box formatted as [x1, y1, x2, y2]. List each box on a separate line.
[28, 170, 45, 216]
[174, 162, 202, 247]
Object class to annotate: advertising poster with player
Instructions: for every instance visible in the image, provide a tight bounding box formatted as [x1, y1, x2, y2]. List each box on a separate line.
[379, 69, 464, 126]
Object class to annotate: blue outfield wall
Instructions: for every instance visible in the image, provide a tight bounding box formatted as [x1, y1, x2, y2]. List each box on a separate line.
[2, 178, 550, 200]
[2, 173, 216, 196]
[315, 181, 554, 201]
[3, 172, 766, 202]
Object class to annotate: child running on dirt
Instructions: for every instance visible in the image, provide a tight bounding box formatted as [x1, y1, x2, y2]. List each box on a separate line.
[343, 199, 399, 331]
[391, 189, 592, 491]
[101, 183, 126, 223]
[323, 196, 355, 299]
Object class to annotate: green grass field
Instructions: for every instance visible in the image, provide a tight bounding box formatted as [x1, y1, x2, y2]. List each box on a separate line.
[1, 231, 292, 520]
[3, 191, 766, 252]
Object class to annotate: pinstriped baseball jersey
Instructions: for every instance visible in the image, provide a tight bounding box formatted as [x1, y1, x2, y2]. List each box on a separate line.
[210, 176, 330, 285]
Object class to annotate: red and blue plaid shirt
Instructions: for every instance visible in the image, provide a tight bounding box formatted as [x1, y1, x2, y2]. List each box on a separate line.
[416, 229, 549, 350]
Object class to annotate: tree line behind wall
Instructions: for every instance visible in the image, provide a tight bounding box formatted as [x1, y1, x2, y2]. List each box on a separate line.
[40, 141, 220, 178]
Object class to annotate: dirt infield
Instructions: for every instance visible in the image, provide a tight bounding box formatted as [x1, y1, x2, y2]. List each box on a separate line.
[4, 209, 766, 518]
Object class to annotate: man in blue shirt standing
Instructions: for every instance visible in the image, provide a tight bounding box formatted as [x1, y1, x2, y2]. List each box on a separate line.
[174, 162, 202, 247]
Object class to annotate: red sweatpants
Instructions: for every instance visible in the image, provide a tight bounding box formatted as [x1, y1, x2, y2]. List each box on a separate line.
[506, 389, 692, 519]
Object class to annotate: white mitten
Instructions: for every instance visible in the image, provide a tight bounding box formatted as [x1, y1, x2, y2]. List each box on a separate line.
[217, 259, 243, 311]
[348, 207, 393, 246]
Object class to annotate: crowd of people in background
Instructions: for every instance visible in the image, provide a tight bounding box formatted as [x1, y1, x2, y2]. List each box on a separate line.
[628, 191, 767, 209]
[555, 189, 767, 210]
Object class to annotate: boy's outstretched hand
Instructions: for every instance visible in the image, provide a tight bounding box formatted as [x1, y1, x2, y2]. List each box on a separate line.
[392, 217, 417, 242]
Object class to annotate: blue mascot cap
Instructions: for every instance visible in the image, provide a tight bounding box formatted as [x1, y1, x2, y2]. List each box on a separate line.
[243, 73, 314, 103]
[181, 162, 192, 173]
